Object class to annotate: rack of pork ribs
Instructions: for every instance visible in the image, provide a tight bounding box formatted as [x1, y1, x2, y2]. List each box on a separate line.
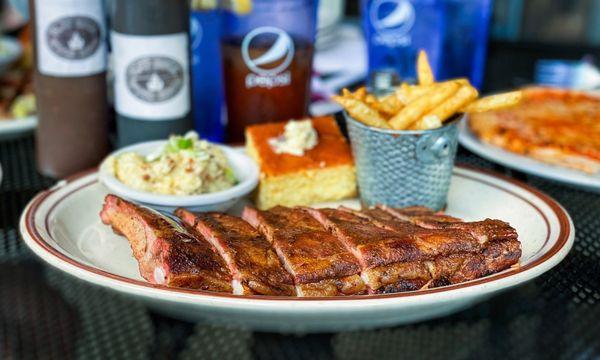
[100, 195, 522, 297]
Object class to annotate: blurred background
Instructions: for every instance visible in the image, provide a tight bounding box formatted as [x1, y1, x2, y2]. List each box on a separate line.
[324, 0, 600, 92]
[1, 0, 599, 150]
[3, 0, 600, 93]
[0, 0, 597, 197]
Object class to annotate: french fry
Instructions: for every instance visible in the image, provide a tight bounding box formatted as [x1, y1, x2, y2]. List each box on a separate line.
[353, 87, 367, 101]
[389, 82, 460, 130]
[336, 52, 517, 132]
[417, 50, 435, 86]
[409, 115, 442, 130]
[395, 83, 412, 104]
[423, 85, 479, 123]
[447, 78, 470, 86]
[365, 94, 377, 106]
[395, 83, 431, 104]
[410, 85, 477, 129]
[332, 95, 391, 129]
[462, 91, 523, 113]
[341, 87, 369, 101]
[375, 93, 404, 116]
[396, 79, 469, 104]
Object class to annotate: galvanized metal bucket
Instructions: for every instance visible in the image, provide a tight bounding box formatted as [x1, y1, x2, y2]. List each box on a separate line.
[345, 113, 460, 211]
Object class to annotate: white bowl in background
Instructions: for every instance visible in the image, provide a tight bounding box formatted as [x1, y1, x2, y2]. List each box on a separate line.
[98, 141, 259, 213]
[0, 115, 37, 140]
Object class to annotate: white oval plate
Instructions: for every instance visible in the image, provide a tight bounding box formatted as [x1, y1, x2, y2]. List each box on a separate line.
[20, 166, 574, 333]
[0, 116, 37, 140]
[458, 120, 600, 192]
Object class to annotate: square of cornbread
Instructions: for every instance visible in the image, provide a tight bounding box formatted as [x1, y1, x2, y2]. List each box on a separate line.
[246, 116, 357, 210]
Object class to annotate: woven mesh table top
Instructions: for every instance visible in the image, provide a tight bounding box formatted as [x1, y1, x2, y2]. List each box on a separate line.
[1, 135, 598, 359]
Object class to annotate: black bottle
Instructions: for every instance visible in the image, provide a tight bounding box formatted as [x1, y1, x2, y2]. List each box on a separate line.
[110, 0, 192, 147]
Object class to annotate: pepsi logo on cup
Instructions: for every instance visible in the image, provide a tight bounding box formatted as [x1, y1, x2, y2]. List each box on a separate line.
[190, 17, 203, 66]
[190, 17, 203, 52]
[241, 26, 295, 89]
[242, 26, 295, 76]
[369, 0, 415, 46]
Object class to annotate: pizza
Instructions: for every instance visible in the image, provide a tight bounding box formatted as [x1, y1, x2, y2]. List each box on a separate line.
[469, 87, 600, 174]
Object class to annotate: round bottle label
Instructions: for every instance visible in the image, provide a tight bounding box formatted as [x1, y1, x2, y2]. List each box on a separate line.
[112, 32, 190, 120]
[35, 0, 106, 77]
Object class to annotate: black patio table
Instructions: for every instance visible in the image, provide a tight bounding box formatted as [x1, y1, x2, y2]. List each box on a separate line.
[1, 134, 598, 360]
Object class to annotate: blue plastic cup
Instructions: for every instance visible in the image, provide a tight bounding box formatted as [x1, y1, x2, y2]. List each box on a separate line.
[438, 0, 492, 89]
[361, 0, 446, 83]
[190, 8, 225, 143]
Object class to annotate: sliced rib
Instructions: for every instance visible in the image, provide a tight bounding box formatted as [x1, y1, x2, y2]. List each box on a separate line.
[345, 207, 496, 288]
[306, 207, 433, 293]
[344, 207, 482, 257]
[176, 209, 295, 296]
[377, 205, 521, 282]
[378, 206, 461, 223]
[242, 206, 366, 296]
[100, 195, 232, 292]
[379, 205, 518, 244]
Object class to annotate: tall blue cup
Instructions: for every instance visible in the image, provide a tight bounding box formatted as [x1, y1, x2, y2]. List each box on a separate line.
[438, 0, 492, 89]
[361, 0, 446, 83]
[190, 8, 225, 143]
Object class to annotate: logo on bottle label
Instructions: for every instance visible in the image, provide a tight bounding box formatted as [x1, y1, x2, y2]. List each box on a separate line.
[369, 0, 415, 47]
[241, 26, 294, 89]
[126, 57, 184, 103]
[46, 16, 101, 60]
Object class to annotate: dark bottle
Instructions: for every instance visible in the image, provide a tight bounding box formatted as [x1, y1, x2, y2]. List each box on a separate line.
[30, 0, 110, 178]
[110, 0, 193, 147]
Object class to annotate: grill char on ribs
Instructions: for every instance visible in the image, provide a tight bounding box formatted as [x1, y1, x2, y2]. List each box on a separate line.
[242, 206, 367, 296]
[100, 195, 232, 292]
[379, 206, 519, 244]
[305, 207, 436, 292]
[176, 209, 296, 296]
[308, 206, 520, 292]
[344, 207, 482, 257]
[343, 207, 483, 287]
[379, 206, 522, 284]
[100, 195, 521, 297]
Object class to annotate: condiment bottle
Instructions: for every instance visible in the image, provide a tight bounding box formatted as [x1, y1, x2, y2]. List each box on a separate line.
[30, 0, 110, 178]
[110, 0, 192, 147]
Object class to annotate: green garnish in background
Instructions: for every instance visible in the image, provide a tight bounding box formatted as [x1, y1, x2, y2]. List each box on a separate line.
[166, 135, 194, 153]
[178, 138, 193, 150]
[224, 167, 238, 184]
